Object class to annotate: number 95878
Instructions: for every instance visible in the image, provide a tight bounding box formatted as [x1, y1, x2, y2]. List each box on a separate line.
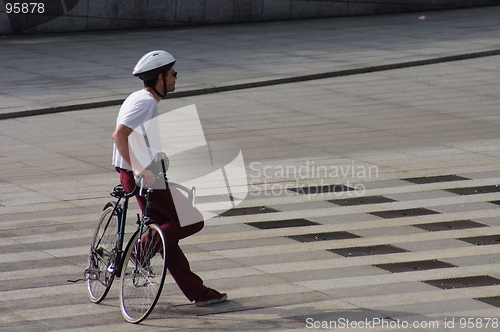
[5, 3, 45, 14]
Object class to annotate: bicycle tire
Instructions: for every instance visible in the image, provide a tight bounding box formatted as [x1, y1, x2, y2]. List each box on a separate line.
[120, 223, 168, 324]
[86, 203, 119, 303]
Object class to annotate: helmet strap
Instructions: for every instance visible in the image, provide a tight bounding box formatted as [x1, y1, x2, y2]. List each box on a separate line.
[163, 73, 167, 98]
[152, 87, 165, 99]
[153, 73, 167, 99]
[152, 72, 167, 99]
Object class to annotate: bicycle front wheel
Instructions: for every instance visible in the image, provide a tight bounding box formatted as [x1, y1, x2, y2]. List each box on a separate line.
[120, 223, 168, 324]
[86, 203, 119, 303]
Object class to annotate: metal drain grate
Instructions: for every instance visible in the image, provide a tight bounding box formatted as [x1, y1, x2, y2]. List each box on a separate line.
[445, 185, 500, 195]
[402, 174, 470, 184]
[287, 231, 361, 243]
[373, 259, 456, 273]
[328, 244, 409, 257]
[423, 275, 500, 289]
[219, 206, 279, 217]
[288, 184, 354, 195]
[369, 208, 440, 219]
[328, 195, 397, 206]
[412, 219, 488, 232]
[457, 234, 500, 246]
[475, 296, 500, 307]
[246, 218, 319, 230]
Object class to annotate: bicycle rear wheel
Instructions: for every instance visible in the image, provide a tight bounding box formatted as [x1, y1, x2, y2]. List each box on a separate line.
[120, 223, 168, 324]
[86, 203, 119, 303]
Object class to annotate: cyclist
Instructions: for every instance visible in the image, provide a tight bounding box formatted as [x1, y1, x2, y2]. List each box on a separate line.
[112, 50, 227, 306]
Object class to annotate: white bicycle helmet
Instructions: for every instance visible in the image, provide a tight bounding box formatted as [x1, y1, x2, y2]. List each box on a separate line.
[133, 50, 176, 80]
[133, 50, 176, 98]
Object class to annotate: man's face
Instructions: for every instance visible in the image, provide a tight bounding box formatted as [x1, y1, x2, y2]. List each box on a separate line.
[165, 67, 177, 92]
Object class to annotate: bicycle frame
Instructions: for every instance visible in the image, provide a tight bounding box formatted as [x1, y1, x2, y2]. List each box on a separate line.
[86, 154, 198, 321]
[89, 155, 195, 281]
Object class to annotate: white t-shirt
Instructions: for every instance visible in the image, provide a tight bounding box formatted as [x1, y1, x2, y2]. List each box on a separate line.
[112, 89, 158, 170]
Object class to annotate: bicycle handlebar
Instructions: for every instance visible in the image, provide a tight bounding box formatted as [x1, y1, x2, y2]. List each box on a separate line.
[111, 184, 138, 199]
[124, 153, 197, 211]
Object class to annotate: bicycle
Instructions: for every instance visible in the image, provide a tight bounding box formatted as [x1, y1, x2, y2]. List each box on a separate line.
[85, 152, 195, 323]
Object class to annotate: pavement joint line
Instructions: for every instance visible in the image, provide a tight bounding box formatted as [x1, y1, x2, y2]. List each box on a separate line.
[2, 48, 500, 121]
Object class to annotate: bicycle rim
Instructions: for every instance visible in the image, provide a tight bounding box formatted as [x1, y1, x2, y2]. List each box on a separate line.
[87, 205, 118, 303]
[120, 223, 168, 323]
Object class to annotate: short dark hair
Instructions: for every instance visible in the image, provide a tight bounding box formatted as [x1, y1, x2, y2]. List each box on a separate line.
[142, 65, 173, 88]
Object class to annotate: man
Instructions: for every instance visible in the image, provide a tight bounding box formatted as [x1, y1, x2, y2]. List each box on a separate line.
[112, 50, 227, 306]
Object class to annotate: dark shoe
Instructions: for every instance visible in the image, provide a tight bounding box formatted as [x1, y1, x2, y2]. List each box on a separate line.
[195, 288, 228, 307]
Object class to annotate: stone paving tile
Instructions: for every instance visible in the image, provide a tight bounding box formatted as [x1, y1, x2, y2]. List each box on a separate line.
[322, 281, 437, 299]
[351, 225, 426, 238]
[274, 265, 388, 283]
[375, 298, 498, 320]
[445, 254, 500, 268]
[396, 239, 481, 252]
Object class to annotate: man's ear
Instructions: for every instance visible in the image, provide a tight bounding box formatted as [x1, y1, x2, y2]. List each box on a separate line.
[157, 72, 164, 83]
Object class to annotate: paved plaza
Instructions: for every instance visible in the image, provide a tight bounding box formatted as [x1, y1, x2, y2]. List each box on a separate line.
[1, 6, 500, 332]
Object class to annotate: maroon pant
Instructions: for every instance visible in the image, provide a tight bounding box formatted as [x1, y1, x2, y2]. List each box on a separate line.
[120, 169, 207, 301]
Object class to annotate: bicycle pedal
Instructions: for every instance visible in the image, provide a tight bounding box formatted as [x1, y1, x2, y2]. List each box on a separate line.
[84, 267, 100, 280]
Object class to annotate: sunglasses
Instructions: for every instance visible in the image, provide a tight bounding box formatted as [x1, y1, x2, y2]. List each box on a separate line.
[172, 71, 177, 78]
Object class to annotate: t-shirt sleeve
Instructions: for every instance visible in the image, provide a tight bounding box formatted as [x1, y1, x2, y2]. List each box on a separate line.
[119, 98, 153, 130]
